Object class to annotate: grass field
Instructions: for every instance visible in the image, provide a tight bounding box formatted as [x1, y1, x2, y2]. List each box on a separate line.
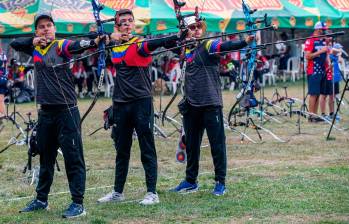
[0, 81, 348, 224]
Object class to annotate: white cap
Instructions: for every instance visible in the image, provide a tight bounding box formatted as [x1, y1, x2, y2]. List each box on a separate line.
[314, 21, 328, 30]
[333, 43, 343, 49]
[183, 16, 197, 26]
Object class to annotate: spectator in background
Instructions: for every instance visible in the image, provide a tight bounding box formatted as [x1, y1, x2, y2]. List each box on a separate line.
[168, 57, 180, 94]
[254, 53, 270, 84]
[319, 35, 335, 120]
[106, 56, 116, 78]
[107, 64, 116, 77]
[219, 53, 236, 90]
[0, 47, 7, 76]
[72, 60, 87, 98]
[331, 43, 344, 95]
[0, 47, 7, 117]
[84, 48, 98, 98]
[276, 32, 291, 71]
[160, 56, 171, 81]
[325, 43, 344, 121]
[7, 59, 25, 90]
[304, 21, 329, 122]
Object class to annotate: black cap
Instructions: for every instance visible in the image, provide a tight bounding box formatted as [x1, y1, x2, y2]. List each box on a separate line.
[34, 12, 55, 29]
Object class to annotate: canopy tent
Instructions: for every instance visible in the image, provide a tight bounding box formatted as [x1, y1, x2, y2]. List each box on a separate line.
[149, 0, 347, 34]
[0, 0, 348, 37]
[0, 0, 149, 37]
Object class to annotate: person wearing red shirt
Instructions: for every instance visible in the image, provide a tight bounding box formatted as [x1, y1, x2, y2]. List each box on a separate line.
[0, 47, 7, 117]
[72, 60, 87, 98]
[304, 21, 329, 122]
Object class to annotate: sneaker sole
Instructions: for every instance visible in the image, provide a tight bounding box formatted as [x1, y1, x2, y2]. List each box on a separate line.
[139, 200, 160, 205]
[97, 198, 125, 203]
[63, 210, 86, 219]
[212, 190, 226, 196]
[19, 206, 49, 213]
[178, 187, 199, 194]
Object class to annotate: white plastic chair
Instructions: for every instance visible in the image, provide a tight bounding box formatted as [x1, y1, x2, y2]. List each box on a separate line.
[283, 57, 300, 82]
[25, 69, 35, 89]
[262, 59, 276, 86]
[104, 69, 114, 97]
[169, 65, 181, 95]
[151, 66, 158, 82]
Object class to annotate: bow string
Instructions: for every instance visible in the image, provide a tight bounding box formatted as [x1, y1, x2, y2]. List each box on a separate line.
[161, 0, 190, 126]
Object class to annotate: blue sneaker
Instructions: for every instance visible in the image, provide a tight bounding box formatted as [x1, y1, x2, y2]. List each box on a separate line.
[62, 203, 86, 218]
[19, 199, 48, 213]
[170, 180, 199, 193]
[212, 182, 226, 196]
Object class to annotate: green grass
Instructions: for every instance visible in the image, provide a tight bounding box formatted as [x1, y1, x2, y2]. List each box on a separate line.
[0, 82, 348, 223]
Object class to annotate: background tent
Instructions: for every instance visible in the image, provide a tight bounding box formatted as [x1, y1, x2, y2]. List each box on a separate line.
[0, 0, 348, 37]
[0, 0, 149, 37]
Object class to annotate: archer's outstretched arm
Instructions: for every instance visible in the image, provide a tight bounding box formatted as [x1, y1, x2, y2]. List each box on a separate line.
[206, 35, 254, 54]
[138, 35, 180, 56]
[10, 37, 34, 56]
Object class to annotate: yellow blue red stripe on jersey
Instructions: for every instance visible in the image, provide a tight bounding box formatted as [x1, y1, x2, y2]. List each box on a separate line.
[33, 40, 57, 63]
[33, 39, 72, 63]
[185, 48, 194, 62]
[57, 39, 73, 59]
[205, 39, 222, 54]
[111, 37, 152, 67]
[111, 37, 139, 64]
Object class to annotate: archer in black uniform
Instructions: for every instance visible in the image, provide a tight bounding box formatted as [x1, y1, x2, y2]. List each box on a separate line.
[169, 15, 254, 196]
[11, 12, 101, 218]
[97, 9, 182, 205]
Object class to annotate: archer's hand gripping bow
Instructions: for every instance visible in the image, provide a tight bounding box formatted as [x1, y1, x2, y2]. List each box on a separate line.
[161, 0, 201, 126]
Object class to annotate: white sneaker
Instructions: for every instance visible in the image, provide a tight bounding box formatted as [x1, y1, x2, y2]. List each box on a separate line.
[139, 192, 159, 205]
[79, 92, 84, 99]
[97, 191, 125, 203]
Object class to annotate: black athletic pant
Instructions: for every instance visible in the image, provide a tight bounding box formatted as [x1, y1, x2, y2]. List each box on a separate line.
[74, 77, 85, 93]
[36, 106, 86, 204]
[86, 72, 94, 93]
[183, 104, 227, 185]
[112, 97, 157, 193]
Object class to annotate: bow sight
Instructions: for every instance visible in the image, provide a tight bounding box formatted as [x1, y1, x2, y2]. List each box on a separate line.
[173, 0, 202, 30]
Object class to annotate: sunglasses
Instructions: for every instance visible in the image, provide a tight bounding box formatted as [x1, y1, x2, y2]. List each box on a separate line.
[188, 23, 202, 31]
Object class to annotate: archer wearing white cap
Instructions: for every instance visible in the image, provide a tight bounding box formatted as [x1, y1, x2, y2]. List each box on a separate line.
[169, 15, 254, 196]
[304, 21, 330, 122]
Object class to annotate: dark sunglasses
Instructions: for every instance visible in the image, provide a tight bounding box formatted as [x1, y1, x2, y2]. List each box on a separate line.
[188, 23, 202, 31]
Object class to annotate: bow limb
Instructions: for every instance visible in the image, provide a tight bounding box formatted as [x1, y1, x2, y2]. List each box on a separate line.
[161, 0, 188, 126]
[227, 0, 258, 125]
[80, 0, 106, 126]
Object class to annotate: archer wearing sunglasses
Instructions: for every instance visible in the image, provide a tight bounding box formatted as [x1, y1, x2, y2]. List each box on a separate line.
[170, 16, 254, 196]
